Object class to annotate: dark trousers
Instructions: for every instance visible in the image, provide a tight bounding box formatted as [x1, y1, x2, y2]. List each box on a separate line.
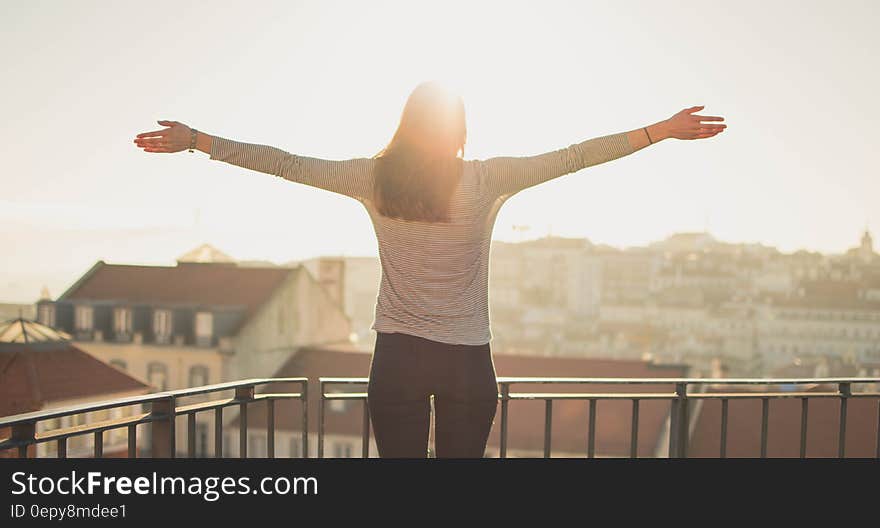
[367, 331, 499, 458]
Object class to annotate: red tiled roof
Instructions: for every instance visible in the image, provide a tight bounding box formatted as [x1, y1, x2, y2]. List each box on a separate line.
[60, 261, 295, 317]
[236, 345, 687, 457]
[688, 386, 879, 457]
[0, 341, 151, 418]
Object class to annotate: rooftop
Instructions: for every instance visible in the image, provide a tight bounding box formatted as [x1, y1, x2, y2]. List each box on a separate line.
[0, 318, 151, 417]
[57, 260, 297, 320]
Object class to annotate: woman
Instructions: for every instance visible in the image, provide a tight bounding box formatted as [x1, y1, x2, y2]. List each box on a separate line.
[134, 81, 726, 458]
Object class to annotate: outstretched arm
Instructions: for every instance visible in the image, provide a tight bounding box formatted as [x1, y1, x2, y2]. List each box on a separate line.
[133, 121, 374, 203]
[478, 106, 726, 200]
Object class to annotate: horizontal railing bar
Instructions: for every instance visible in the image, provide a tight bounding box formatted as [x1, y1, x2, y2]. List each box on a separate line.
[320, 376, 876, 385]
[158, 393, 303, 415]
[0, 395, 169, 428]
[176, 398, 239, 415]
[0, 413, 154, 450]
[0, 378, 308, 428]
[165, 378, 306, 399]
[253, 393, 303, 400]
[322, 392, 698, 401]
[495, 377, 880, 385]
[690, 392, 845, 399]
[509, 393, 674, 400]
[320, 378, 370, 384]
[315, 391, 880, 401]
[323, 393, 369, 400]
[148, 378, 305, 400]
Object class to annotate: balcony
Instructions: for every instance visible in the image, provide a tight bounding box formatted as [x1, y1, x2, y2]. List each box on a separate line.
[1, 377, 878, 459]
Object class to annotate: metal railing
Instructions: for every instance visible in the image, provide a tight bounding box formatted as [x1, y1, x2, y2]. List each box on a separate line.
[0, 378, 308, 459]
[3, 376, 879, 458]
[319, 376, 880, 458]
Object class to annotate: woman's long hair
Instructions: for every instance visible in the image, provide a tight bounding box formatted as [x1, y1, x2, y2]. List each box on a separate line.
[372, 81, 467, 222]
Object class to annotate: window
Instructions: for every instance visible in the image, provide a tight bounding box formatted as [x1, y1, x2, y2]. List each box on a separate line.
[333, 442, 353, 458]
[38, 304, 55, 327]
[189, 365, 209, 387]
[289, 437, 302, 458]
[153, 309, 173, 342]
[147, 362, 168, 391]
[113, 307, 132, 337]
[195, 312, 213, 345]
[74, 305, 94, 331]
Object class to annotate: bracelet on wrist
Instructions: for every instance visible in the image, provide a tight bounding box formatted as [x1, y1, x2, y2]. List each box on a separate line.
[188, 128, 199, 153]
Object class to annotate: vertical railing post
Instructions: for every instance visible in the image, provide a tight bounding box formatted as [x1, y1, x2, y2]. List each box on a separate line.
[128, 424, 137, 458]
[93, 431, 103, 458]
[499, 383, 510, 459]
[630, 399, 640, 459]
[587, 399, 597, 458]
[187, 413, 196, 458]
[720, 398, 729, 458]
[838, 382, 851, 458]
[670, 383, 689, 458]
[543, 399, 553, 458]
[235, 386, 254, 459]
[301, 379, 309, 459]
[678, 383, 690, 458]
[318, 381, 325, 459]
[214, 407, 223, 458]
[11, 421, 35, 459]
[800, 398, 809, 458]
[875, 400, 880, 459]
[267, 399, 275, 459]
[669, 383, 688, 458]
[150, 396, 177, 458]
[362, 398, 370, 458]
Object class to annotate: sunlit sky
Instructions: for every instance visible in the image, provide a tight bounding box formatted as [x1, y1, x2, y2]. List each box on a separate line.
[2, 0, 878, 302]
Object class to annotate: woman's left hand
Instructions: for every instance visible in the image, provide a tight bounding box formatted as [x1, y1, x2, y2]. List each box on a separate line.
[133, 120, 193, 153]
[663, 106, 726, 140]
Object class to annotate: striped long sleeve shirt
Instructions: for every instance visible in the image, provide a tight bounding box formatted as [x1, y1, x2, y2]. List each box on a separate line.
[210, 132, 635, 345]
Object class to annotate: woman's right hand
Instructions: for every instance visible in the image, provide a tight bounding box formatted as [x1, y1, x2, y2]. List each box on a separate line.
[662, 106, 726, 140]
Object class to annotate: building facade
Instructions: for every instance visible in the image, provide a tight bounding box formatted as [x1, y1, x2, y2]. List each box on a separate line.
[34, 246, 353, 456]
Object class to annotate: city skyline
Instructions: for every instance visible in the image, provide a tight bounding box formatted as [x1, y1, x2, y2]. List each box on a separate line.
[4, 0, 879, 301]
[2, 225, 874, 305]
